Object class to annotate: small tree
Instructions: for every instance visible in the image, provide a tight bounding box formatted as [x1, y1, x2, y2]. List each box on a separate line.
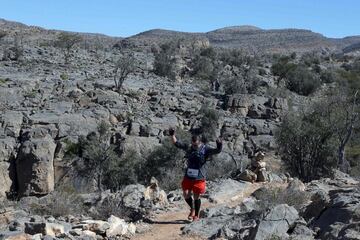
[56, 32, 83, 64]
[324, 89, 359, 173]
[153, 41, 177, 79]
[200, 104, 220, 141]
[80, 121, 118, 192]
[275, 104, 336, 182]
[271, 55, 296, 84]
[0, 31, 6, 41]
[113, 54, 136, 92]
[285, 65, 321, 96]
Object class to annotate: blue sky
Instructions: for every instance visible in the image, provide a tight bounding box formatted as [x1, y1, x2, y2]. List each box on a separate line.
[0, 0, 359, 38]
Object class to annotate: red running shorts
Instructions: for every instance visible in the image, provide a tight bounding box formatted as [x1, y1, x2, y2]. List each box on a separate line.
[181, 177, 206, 195]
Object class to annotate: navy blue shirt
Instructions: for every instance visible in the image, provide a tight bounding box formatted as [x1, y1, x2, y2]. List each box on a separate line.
[174, 140, 222, 180]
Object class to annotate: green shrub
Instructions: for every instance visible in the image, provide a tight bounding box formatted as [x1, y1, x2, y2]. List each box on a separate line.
[143, 129, 190, 191]
[320, 69, 338, 83]
[285, 65, 321, 96]
[219, 49, 256, 68]
[347, 144, 360, 177]
[103, 149, 142, 191]
[153, 41, 177, 79]
[191, 56, 217, 80]
[271, 56, 296, 80]
[200, 104, 220, 141]
[143, 140, 185, 191]
[301, 52, 321, 66]
[63, 138, 81, 157]
[28, 186, 84, 217]
[24, 89, 37, 98]
[275, 106, 337, 182]
[60, 73, 69, 80]
[258, 68, 267, 76]
[89, 195, 139, 221]
[222, 68, 260, 95]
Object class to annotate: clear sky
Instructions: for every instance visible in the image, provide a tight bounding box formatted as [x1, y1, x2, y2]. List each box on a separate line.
[0, 0, 359, 38]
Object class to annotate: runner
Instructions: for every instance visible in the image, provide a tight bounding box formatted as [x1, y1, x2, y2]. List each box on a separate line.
[169, 128, 223, 221]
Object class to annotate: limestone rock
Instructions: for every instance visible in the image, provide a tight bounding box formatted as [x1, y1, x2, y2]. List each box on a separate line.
[16, 132, 56, 196]
[106, 215, 134, 237]
[207, 179, 251, 203]
[251, 204, 299, 240]
[0, 162, 13, 197]
[24, 222, 65, 237]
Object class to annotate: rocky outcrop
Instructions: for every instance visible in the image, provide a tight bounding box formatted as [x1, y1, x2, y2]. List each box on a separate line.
[16, 129, 56, 196]
[250, 204, 299, 240]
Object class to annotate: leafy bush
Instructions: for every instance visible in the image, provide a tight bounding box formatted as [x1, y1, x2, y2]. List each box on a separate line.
[222, 67, 260, 95]
[285, 65, 321, 96]
[78, 121, 127, 191]
[60, 73, 69, 81]
[89, 196, 140, 221]
[300, 52, 321, 66]
[103, 149, 142, 191]
[191, 55, 218, 80]
[219, 49, 256, 68]
[143, 129, 190, 191]
[337, 61, 360, 92]
[153, 41, 177, 79]
[320, 69, 338, 83]
[275, 106, 337, 182]
[200, 104, 220, 141]
[55, 32, 82, 64]
[143, 140, 185, 191]
[271, 56, 296, 80]
[28, 186, 84, 217]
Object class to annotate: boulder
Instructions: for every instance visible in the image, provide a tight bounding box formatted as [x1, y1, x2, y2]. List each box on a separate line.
[312, 188, 360, 239]
[0, 162, 13, 197]
[250, 204, 299, 240]
[0, 111, 23, 138]
[16, 131, 56, 196]
[121, 184, 147, 209]
[249, 135, 276, 150]
[246, 119, 277, 136]
[207, 179, 251, 203]
[0, 137, 17, 162]
[143, 177, 169, 208]
[106, 215, 135, 237]
[75, 220, 110, 235]
[28, 112, 100, 138]
[0, 231, 31, 240]
[338, 222, 360, 240]
[24, 222, 65, 237]
[182, 215, 234, 238]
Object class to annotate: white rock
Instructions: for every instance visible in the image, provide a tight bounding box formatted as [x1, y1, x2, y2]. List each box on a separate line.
[128, 223, 136, 235]
[82, 230, 97, 238]
[106, 215, 129, 237]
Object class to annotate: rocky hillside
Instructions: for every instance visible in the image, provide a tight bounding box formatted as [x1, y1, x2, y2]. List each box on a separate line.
[0, 18, 360, 240]
[126, 25, 360, 53]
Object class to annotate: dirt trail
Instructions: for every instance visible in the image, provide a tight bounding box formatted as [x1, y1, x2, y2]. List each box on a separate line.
[131, 182, 264, 240]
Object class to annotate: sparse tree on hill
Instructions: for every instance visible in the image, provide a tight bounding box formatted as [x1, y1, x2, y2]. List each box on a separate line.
[153, 41, 178, 79]
[0, 31, 6, 41]
[324, 89, 359, 173]
[56, 32, 83, 64]
[112, 54, 136, 92]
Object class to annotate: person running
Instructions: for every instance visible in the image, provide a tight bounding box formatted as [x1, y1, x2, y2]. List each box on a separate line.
[169, 128, 223, 221]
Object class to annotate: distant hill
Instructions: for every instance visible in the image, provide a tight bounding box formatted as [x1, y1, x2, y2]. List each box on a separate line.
[128, 26, 360, 53]
[1, 18, 360, 53]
